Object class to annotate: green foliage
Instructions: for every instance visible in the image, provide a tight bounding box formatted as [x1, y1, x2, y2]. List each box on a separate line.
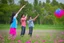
[46, 0, 50, 3]
[0, 0, 64, 25]
[51, 0, 58, 6]
[34, 0, 38, 6]
[8, 0, 14, 5]
[0, 0, 7, 4]
[0, 3, 20, 24]
[19, 0, 28, 6]
[60, 3, 64, 9]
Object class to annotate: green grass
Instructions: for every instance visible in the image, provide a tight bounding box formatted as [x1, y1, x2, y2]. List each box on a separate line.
[0, 24, 64, 30]
[0, 24, 64, 43]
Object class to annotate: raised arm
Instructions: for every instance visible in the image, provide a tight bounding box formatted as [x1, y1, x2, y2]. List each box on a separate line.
[15, 5, 26, 18]
[25, 14, 27, 19]
[33, 14, 39, 21]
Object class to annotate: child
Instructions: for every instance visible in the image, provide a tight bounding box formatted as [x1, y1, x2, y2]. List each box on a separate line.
[8, 5, 25, 40]
[27, 14, 39, 37]
[20, 14, 27, 36]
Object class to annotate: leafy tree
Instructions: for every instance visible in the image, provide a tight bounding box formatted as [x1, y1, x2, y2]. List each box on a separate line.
[46, 0, 50, 3]
[51, 0, 58, 6]
[0, 0, 64, 25]
[60, 3, 64, 9]
[0, 0, 20, 24]
[34, 0, 38, 9]
[0, 0, 8, 4]
[19, 0, 28, 6]
[8, 0, 14, 5]
[42, 2, 45, 7]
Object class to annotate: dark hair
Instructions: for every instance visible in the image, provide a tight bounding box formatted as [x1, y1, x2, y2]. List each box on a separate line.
[21, 14, 23, 17]
[21, 13, 25, 18]
[10, 12, 16, 24]
[29, 16, 32, 18]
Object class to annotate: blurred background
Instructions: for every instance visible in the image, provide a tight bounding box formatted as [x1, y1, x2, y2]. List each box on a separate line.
[0, 0, 64, 25]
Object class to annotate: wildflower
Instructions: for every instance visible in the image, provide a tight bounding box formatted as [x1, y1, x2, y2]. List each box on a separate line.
[34, 41, 38, 43]
[42, 40, 46, 42]
[58, 39, 64, 42]
[18, 40, 21, 43]
[61, 32, 64, 34]
[54, 40, 57, 43]
[25, 40, 31, 43]
[36, 34, 39, 38]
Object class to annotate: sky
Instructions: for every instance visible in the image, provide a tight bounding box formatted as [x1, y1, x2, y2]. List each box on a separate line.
[14, 0, 64, 4]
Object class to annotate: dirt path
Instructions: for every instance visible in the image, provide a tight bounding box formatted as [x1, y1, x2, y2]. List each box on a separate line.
[0, 30, 64, 36]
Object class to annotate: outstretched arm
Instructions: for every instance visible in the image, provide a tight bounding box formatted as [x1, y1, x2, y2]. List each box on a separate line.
[25, 14, 27, 19]
[15, 5, 26, 18]
[33, 14, 39, 21]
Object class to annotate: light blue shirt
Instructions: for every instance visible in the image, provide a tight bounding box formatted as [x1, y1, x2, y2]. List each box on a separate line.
[27, 19, 34, 27]
[10, 17, 17, 28]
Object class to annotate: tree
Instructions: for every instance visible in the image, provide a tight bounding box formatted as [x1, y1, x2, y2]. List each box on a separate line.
[0, 0, 20, 24]
[8, 0, 14, 5]
[0, 0, 64, 25]
[60, 3, 64, 9]
[39, 1, 41, 6]
[51, 0, 58, 6]
[34, 0, 38, 6]
[19, 0, 28, 14]
[19, 0, 27, 6]
[46, 0, 50, 3]
[42, 2, 45, 7]
[34, 0, 38, 9]
[0, 0, 7, 4]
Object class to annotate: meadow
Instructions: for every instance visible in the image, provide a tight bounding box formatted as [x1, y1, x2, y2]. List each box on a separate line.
[0, 24, 64, 43]
[0, 24, 64, 30]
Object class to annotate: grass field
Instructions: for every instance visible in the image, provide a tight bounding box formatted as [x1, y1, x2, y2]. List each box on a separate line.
[0, 24, 64, 43]
[0, 24, 64, 30]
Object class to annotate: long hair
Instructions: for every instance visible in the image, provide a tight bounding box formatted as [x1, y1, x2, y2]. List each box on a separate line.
[10, 12, 16, 24]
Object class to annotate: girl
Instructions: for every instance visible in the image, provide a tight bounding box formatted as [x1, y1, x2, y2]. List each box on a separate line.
[27, 14, 39, 37]
[8, 5, 25, 40]
[20, 14, 27, 36]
